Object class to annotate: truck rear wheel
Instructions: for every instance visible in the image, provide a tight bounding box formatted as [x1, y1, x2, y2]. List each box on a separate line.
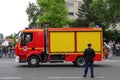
[75, 57, 85, 67]
[28, 56, 40, 67]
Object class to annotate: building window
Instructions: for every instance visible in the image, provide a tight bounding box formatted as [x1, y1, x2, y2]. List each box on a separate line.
[67, 2, 74, 7]
[69, 12, 74, 16]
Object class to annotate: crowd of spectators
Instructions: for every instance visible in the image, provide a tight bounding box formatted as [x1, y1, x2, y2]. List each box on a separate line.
[0, 45, 15, 58]
[108, 40, 120, 55]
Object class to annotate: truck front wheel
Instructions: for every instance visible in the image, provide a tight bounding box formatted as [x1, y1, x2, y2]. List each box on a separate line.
[75, 57, 85, 67]
[28, 56, 40, 67]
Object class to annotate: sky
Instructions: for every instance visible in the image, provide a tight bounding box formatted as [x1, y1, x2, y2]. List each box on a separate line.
[0, 0, 37, 37]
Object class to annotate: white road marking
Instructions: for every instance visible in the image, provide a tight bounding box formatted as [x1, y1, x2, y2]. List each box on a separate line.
[49, 77, 83, 79]
[0, 77, 22, 80]
[103, 60, 120, 62]
[48, 76, 105, 79]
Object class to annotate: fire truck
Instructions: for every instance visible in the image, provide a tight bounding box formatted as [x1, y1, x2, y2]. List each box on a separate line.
[15, 27, 109, 67]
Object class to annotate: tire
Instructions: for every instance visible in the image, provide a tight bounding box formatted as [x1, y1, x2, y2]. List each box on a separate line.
[75, 57, 85, 67]
[28, 56, 40, 67]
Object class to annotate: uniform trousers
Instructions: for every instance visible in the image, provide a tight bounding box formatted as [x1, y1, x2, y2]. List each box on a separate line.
[83, 61, 94, 77]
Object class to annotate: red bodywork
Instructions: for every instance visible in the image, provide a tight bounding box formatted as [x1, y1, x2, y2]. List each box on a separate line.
[15, 29, 45, 62]
[15, 28, 108, 63]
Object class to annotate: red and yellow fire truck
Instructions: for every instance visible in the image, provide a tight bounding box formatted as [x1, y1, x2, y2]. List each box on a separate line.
[15, 27, 109, 67]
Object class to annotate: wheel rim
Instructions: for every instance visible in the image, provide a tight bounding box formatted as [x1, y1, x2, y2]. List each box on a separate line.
[78, 57, 85, 66]
[31, 59, 37, 65]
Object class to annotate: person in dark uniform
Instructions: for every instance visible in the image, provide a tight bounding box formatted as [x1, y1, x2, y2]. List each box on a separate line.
[0, 46, 3, 58]
[83, 43, 95, 78]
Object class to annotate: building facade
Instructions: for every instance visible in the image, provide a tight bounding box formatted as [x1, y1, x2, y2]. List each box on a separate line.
[109, 23, 120, 30]
[65, 0, 83, 20]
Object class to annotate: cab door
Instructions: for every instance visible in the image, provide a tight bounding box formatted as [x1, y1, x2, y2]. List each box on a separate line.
[19, 32, 34, 56]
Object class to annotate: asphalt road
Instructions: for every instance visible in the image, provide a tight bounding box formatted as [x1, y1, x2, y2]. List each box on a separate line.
[0, 55, 120, 80]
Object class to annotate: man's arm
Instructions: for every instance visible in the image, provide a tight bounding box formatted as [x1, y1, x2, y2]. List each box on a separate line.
[92, 49, 95, 58]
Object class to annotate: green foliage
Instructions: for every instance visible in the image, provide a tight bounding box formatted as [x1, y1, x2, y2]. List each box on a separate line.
[90, 0, 120, 28]
[6, 34, 14, 39]
[69, 0, 120, 41]
[37, 0, 68, 27]
[26, 2, 41, 28]
[6, 33, 17, 46]
[89, 0, 120, 41]
[69, 19, 89, 27]
[104, 30, 120, 42]
[70, 0, 100, 27]
[70, 0, 120, 29]
[89, 21, 95, 27]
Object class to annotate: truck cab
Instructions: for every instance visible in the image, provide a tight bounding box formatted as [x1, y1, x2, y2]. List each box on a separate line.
[15, 29, 45, 66]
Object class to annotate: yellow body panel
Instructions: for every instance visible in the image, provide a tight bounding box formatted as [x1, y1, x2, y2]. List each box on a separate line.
[49, 28, 102, 54]
[50, 32, 75, 52]
[77, 32, 101, 52]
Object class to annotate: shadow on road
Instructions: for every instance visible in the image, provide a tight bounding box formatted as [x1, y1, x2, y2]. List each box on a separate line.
[16, 63, 85, 68]
[16, 63, 112, 68]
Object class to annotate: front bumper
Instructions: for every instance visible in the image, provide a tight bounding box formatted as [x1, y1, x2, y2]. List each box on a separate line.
[15, 56, 19, 63]
[15, 56, 27, 63]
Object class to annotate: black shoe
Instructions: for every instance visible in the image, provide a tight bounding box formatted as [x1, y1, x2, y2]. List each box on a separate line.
[91, 76, 94, 78]
[83, 75, 86, 78]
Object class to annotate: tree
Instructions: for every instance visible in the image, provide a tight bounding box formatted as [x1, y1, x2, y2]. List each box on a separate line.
[90, 0, 120, 28]
[26, 2, 41, 28]
[6, 34, 14, 39]
[89, 0, 120, 42]
[69, 0, 120, 41]
[37, 0, 68, 27]
[6, 33, 17, 46]
[69, 0, 101, 27]
[104, 30, 120, 42]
